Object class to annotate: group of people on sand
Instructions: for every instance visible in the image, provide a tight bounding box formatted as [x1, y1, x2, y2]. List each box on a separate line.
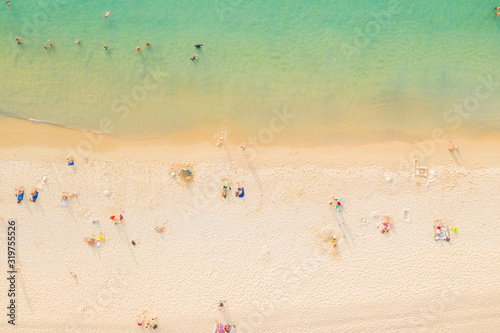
[15, 187, 37, 204]
[137, 313, 158, 329]
[222, 181, 244, 198]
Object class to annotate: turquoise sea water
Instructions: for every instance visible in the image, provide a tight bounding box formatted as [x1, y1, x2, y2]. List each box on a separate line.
[1, 0, 500, 144]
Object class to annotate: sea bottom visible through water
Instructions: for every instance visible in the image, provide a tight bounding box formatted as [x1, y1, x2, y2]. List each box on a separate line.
[1, 0, 500, 144]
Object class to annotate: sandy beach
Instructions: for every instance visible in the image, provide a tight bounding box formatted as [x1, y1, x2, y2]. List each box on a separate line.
[0, 121, 499, 332]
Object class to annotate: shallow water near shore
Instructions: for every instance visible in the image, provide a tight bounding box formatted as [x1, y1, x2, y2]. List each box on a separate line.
[1, 0, 500, 144]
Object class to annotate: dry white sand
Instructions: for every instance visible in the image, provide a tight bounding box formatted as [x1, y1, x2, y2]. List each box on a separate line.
[0, 127, 499, 332]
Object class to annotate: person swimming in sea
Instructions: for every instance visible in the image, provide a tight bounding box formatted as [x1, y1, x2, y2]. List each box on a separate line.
[15, 37, 22, 45]
[194, 43, 204, 49]
[103, 11, 111, 20]
[103, 45, 108, 50]
[496, 7, 500, 16]
[190, 54, 198, 61]
[146, 42, 151, 47]
[6, 1, 11, 10]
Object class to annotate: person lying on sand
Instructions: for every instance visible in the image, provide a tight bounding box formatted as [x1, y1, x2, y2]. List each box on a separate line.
[67, 156, 74, 165]
[110, 214, 123, 225]
[235, 183, 244, 197]
[60, 192, 76, 207]
[16, 187, 24, 203]
[155, 226, 166, 233]
[30, 188, 39, 202]
[222, 182, 231, 198]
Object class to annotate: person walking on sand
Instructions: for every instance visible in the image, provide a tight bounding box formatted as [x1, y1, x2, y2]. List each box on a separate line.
[30, 188, 39, 202]
[218, 300, 226, 311]
[16, 187, 24, 203]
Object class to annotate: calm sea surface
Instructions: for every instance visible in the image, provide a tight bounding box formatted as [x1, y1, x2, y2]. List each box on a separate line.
[1, 0, 500, 144]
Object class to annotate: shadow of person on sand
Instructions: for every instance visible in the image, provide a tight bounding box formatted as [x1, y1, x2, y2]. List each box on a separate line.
[115, 224, 139, 265]
[450, 150, 462, 167]
[244, 153, 263, 193]
[332, 210, 354, 250]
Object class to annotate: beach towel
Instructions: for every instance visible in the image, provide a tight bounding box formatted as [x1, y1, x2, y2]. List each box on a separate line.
[335, 198, 345, 212]
[213, 323, 234, 333]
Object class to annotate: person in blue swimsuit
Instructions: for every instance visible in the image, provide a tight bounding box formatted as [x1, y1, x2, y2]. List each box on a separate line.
[235, 183, 244, 198]
[30, 188, 39, 202]
[67, 156, 74, 166]
[6, 1, 11, 10]
[16, 187, 24, 203]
